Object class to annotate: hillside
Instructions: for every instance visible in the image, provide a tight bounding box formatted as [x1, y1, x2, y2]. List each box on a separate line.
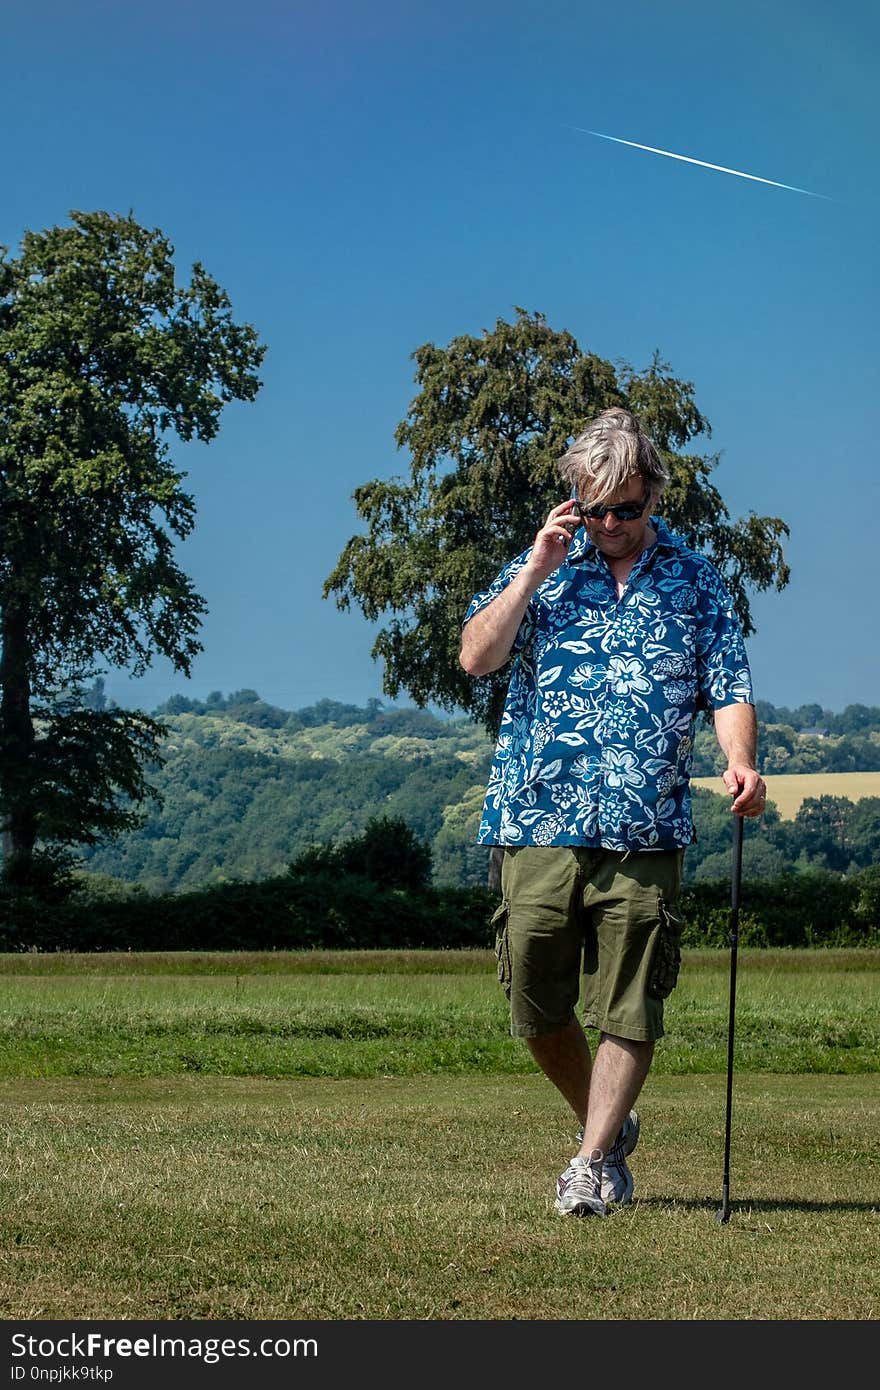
[78, 697, 495, 893]
[74, 693, 880, 892]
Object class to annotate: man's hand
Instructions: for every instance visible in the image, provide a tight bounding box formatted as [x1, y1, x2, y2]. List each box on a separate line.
[460, 499, 581, 676]
[713, 703, 766, 817]
[524, 499, 581, 584]
[721, 765, 766, 818]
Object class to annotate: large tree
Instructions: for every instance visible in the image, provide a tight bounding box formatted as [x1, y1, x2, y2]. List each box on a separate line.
[325, 308, 789, 735]
[0, 211, 265, 887]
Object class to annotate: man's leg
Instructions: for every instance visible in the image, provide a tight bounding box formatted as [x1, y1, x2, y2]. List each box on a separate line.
[502, 847, 586, 1119]
[576, 1032, 653, 1159]
[554, 850, 679, 1216]
[574, 849, 680, 1158]
[554, 1032, 651, 1217]
[525, 1016, 593, 1126]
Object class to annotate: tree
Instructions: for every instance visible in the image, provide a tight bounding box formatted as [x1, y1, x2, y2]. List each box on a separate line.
[0, 211, 265, 887]
[833, 704, 880, 736]
[684, 785, 783, 883]
[847, 798, 880, 869]
[289, 815, 433, 892]
[786, 795, 853, 873]
[324, 309, 789, 735]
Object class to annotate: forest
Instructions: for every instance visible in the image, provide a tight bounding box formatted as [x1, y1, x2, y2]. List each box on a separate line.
[73, 690, 880, 894]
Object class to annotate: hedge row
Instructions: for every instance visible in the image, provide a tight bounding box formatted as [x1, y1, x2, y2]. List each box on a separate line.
[0, 866, 877, 953]
[0, 873, 499, 953]
[680, 867, 879, 947]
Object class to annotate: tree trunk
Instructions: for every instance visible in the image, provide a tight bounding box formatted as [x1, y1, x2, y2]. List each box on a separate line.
[0, 602, 37, 881]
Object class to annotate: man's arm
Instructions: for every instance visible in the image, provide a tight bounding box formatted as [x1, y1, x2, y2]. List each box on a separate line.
[712, 702, 766, 817]
[459, 498, 579, 677]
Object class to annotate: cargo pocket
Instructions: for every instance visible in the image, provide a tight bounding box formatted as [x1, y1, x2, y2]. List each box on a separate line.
[647, 899, 684, 1000]
[491, 901, 512, 999]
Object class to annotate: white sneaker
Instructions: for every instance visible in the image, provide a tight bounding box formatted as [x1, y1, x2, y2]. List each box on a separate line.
[554, 1150, 607, 1217]
[573, 1110, 640, 1207]
[601, 1147, 635, 1206]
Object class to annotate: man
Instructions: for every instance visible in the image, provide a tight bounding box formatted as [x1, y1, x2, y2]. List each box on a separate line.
[459, 407, 765, 1217]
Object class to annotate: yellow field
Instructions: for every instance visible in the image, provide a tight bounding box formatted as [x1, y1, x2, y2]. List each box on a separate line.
[691, 771, 880, 819]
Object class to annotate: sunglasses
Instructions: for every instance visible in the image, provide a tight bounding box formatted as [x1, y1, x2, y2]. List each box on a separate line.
[571, 488, 652, 524]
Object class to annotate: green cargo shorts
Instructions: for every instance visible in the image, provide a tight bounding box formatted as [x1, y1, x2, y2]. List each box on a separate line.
[492, 845, 685, 1042]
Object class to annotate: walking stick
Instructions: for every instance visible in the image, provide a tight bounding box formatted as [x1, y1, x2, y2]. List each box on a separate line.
[716, 811, 744, 1225]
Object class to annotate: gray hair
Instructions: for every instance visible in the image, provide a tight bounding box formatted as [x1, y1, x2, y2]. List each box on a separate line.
[557, 408, 669, 504]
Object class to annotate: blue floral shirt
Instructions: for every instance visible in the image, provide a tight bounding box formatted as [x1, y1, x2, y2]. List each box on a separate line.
[464, 517, 753, 850]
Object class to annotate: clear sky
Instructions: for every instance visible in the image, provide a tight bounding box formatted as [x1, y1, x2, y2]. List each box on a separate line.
[3, 0, 878, 716]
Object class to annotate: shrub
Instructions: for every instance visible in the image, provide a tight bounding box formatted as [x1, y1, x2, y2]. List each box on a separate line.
[2, 859, 877, 955]
[288, 816, 433, 892]
[680, 868, 877, 947]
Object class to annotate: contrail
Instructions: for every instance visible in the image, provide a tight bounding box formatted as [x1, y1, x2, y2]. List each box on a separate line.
[568, 126, 831, 200]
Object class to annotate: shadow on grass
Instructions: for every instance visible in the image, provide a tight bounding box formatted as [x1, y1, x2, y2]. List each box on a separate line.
[635, 1198, 879, 1214]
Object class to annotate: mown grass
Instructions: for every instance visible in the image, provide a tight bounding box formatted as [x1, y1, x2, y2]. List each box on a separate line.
[0, 950, 877, 1320]
[1, 951, 878, 1077]
[1, 1073, 877, 1320]
[2, 947, 878, 975]
[0, 949, 497, 976]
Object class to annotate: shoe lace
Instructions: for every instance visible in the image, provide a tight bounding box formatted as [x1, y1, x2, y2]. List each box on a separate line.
[565, 1156, 603, 1199]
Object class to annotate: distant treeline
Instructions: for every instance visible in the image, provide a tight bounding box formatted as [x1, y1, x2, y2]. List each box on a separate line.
[153, 689, 880, 744]
[754, 700, 880, 736]
[67, 692, 880, 896]
[692, 702, 880, 776]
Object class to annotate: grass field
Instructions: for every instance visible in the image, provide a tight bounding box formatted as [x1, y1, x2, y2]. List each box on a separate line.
[1, 950, 878, 1321]
[692, 770, 880, 818]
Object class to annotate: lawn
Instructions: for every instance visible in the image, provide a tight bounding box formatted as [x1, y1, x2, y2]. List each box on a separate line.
[0, 950, 877, 1320]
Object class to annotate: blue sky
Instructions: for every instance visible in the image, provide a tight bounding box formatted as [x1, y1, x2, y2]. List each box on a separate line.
[3, 0, 878, 717]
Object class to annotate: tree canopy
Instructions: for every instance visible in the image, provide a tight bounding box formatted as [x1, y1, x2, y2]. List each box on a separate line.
[0, 210, 265, 885]
[69, 696, 880, 893]
[325, 309, 790, 734]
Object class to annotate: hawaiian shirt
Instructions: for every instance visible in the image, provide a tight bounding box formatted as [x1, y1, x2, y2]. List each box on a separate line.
[464, 517, 753, 850]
